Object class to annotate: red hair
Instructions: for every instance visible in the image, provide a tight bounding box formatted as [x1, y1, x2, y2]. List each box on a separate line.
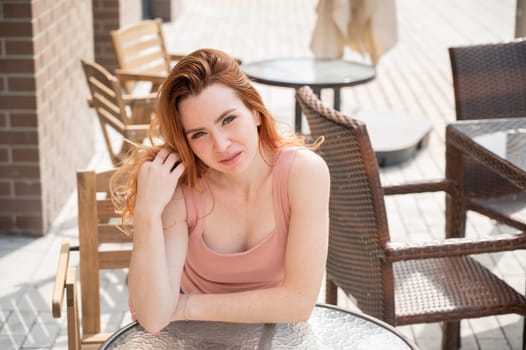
[111, 48, 320, 228]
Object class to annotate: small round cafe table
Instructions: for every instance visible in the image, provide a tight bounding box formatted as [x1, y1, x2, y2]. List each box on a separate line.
[241, 57, 376, 133]
[241, 57, 432, 166]
[99, 304, 418, 349]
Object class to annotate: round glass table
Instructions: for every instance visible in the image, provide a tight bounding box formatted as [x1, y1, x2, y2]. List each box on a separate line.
[241, 57, 376, 133]
[100, 304, 418, 349]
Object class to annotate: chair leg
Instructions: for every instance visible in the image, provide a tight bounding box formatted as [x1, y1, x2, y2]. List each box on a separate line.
[66, 267, 81, 350]
[442, 321, 460, 350]
[325, 278, 338, 305]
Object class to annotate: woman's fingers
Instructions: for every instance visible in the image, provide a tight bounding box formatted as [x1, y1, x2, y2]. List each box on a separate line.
[171, 161, 185, 177]
[153, 149, 182, 173]
[153, 148, 170, 164]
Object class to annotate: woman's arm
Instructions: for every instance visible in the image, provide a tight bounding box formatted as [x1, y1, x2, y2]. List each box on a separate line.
[128, 149, 188, 334]
[173, 149, 330, 323]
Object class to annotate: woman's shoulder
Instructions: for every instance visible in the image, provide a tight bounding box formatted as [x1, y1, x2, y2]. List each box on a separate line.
[286, 147, 329, 186]
[285, 147, 330, 208]
[289, 147, 327, 171]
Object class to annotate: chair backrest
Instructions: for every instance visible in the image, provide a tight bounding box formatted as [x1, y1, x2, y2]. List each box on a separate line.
[296, 86, 391, 320]
[449, 40, 526, 197]
[449, 39, 526, 120]
[111, 18, 171, 94]
[81, 59, 149, 166]
[77, 169, 132, 336]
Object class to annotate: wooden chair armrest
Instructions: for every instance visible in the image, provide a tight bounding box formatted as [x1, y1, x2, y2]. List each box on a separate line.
[383, 179, 458, 196]
[52, 239, 71, 318]
[385, 232, 526, 262]
[114, 69, 166, 85]
[121, 93, 158, 104]
[168, 53, 186, 62]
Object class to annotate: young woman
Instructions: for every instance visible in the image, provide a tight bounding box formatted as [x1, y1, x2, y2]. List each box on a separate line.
[112, 48, 330, 334]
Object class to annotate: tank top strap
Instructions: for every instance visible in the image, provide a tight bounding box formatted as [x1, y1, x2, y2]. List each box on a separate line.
[272, 146, 301, 221]
[182, 181, 206, 233]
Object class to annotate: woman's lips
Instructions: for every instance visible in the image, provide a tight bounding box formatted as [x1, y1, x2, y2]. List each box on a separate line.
[219, 151, 242, 165]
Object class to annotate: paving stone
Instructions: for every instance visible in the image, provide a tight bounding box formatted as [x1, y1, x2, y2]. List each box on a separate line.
[2, 310, 37, 336]
[21, 321, 60, 348]
[0, 334, 27, 350]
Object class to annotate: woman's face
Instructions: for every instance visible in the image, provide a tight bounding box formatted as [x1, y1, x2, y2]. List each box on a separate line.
[178, 83, 261, 175]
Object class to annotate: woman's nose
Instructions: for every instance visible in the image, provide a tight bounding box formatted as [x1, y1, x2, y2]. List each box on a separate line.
[212, 131, 231, 151]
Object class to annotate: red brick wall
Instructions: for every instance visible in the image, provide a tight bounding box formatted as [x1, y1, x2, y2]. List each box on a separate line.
[93, 0, 142, 71]
[0, 0, 94, 235]
[151, 0, 184, 22]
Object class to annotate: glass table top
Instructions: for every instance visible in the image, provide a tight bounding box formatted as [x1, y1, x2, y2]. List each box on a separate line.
[241, 57, 376, 88]
[449, 117, 526, 174]
[101, 304, 416, 349]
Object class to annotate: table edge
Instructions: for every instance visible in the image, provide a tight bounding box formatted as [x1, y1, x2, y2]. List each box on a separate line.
[99, 303, 418, 349]
[241, 57, 376, 88]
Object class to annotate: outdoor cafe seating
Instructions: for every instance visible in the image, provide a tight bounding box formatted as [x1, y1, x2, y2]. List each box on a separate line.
[81, 60, 153, 167]
[296, 86, 526, 350]
[52, 169, 132, 350]
[110, 18, 183, 95]
[110, 18, 243, 96]
[448, 39, 526, 234]
[52, 14, 526, 349]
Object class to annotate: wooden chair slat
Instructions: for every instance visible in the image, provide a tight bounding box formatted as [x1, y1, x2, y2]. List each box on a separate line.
[124, 51, 167, 71]
[96, 199, 119, 220]
[98, 224, 132, 244]
[99, 250, 132, 269]
[120, 37, 164, 58]
[112, 20, 159, 41]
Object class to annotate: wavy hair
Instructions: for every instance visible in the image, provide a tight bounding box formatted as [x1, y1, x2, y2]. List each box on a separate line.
[111, 48, 321, 230]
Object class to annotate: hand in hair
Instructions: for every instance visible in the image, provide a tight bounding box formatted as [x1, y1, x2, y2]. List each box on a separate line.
[135, 148, 185, 217]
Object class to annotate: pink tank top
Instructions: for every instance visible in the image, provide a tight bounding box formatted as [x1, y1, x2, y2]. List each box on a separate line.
[180, 147, 299, 294]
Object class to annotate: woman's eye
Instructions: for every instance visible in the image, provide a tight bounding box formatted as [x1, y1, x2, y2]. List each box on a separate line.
[191, 131, 206, 140]
[223, 115, 236, 125]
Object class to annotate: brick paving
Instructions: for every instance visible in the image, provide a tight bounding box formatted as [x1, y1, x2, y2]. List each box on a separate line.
[0, 0, 524, 349]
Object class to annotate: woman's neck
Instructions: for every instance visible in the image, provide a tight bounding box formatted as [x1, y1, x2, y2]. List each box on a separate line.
[205, 149, 274, 199]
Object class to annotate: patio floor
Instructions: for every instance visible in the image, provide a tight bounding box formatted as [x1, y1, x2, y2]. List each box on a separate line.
[1, 0, 525, 349]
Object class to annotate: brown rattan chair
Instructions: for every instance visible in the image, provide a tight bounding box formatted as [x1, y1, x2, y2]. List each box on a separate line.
[449, 39, 526, 234]
[296, 86, 526, 350]
[52, 169, 133, 349]
[81, 59, 152, 166]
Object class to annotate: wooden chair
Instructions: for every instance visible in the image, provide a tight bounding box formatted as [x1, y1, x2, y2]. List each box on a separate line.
[81, 59, 152, 166]
[296, 86, 526, 350]
[110, 18, 177, 94]
[449, 39, 526, 234]
[111, 18, 243, 94]
[52, 169, 133, 350]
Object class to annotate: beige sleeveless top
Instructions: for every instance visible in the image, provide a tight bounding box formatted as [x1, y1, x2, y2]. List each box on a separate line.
[180, 147, 299, 294]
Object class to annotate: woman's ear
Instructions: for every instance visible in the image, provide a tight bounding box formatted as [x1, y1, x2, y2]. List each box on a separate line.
[253, 110, 262, 126]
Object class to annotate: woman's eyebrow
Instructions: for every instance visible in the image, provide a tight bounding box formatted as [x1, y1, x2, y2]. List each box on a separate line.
[184, 108, 237, 135]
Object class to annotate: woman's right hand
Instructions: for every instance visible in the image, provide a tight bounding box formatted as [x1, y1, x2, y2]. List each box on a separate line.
[135, 148, 186, 217]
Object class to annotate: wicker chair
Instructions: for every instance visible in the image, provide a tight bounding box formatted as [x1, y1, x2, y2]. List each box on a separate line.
[449, 39, 526, 234]
[296, 86, 526, 350]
